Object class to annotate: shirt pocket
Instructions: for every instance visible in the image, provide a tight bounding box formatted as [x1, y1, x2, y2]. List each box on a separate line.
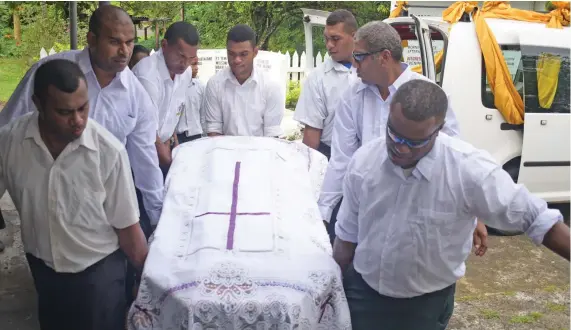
[416, 208, 458, 238]
[69, 186, 108, 233]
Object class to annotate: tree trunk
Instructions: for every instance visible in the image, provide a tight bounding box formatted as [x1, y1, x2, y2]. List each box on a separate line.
[41, 1, 47, 17]
[180, 2, 185, 21]
[13, 6, 21, 44]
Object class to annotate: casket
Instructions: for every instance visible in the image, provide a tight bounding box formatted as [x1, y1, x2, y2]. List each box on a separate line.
[128, 136, 351, 330]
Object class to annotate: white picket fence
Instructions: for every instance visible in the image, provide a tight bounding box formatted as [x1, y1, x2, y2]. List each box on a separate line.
[39, 47, 330, 83]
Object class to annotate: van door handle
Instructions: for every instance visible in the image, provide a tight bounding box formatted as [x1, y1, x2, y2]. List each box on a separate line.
[540, 120, 547, 125]
[500, 123, 524, 131]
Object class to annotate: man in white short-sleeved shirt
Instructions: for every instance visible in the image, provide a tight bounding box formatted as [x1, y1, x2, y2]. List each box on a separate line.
[204, 24, 284, 137]
[334, 79, 570, 330]
[294, 9, 359, 160]
[0, 59, 148, 330]
[176, 59, 206, 143]
[0, 6, 163, 233]
[132, 21, 199, 168]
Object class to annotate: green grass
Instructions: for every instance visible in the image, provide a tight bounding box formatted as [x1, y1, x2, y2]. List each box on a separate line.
[509, 312, 543, 324]
[546, 302, 567, 313]
[480, 309, 501, 320]
[0, 58, 28, 103]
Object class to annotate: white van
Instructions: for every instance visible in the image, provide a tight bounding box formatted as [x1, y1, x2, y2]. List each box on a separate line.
[302, 6, 571, 204]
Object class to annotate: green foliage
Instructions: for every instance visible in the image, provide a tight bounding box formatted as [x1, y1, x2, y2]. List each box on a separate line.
[20, 4, 70, 60]
[136, 37, 158, 51]
[0, 1, 391, 60]
[286, 81, 301, 109]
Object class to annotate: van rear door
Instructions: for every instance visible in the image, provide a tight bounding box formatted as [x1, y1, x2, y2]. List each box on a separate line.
[517, 28, 570, 202]
[384, 16, 441, 81]
[411, 15, 436, 80]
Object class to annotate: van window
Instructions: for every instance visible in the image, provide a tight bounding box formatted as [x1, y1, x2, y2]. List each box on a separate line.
[521, 46, 570, 114]
[481, 45, 524, 109]
[481, 45, 570, 114]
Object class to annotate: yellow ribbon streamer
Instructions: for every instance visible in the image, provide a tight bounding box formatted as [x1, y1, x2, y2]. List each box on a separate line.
[537, 53, 562, 108]
[390, 1, 409, 18]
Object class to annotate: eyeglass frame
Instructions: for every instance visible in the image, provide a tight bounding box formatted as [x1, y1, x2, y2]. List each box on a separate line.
[352, 49, 389, 63]
[386, 122, 444, 149]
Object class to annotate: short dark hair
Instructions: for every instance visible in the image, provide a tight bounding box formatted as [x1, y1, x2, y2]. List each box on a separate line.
[391, 79, 448, 122]
[133, 44, 150, 56]
[89, 5, 131, 36]
[326, 9, 358, 33]
[227, 24, 257, 47]
[34, 59, 87, 105]
[164, 21, 200, 46]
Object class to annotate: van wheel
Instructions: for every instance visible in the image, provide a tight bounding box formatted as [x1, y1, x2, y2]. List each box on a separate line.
[486, 162, 524, 236]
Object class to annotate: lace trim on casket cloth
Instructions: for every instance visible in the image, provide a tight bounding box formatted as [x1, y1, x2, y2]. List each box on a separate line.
[129, 262, 350, 330]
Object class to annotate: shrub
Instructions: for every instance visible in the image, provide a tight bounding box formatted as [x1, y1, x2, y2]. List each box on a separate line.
[286, 80, 301, 109]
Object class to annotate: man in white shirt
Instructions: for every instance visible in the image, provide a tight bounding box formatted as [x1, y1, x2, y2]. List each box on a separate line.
[0, 5, 163, 236]
[334, 79, 570, 330]
[320, 21, 488, 251]
[204, 24, 284, 137]
[132, 21, 199, 168]
[0, 59, 149, 330]
[294, 9, 358, 160]
[176, 59, 206, 143]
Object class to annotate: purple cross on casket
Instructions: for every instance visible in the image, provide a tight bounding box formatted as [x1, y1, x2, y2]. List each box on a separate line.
[195, 161, 270, 250]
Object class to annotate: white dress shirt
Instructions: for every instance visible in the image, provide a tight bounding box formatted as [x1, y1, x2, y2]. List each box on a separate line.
[132, 49, 193, 142]
[293, 58, 358, 146]
[0, 49, 164, 225]
[176, 78, 205, 136]
[319, 64, 461, 221]
[0, 113, 140, 273]
[204, 67, 284, 137]
[336, 133, 563, 298]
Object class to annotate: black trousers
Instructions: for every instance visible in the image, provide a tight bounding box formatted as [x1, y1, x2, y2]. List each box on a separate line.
[344, 264, 455, 330]
[326, 198, 342, 245]
[177, 132, 202, 144]
[317, 142, 331, 160]
[26, 250, 127, 330]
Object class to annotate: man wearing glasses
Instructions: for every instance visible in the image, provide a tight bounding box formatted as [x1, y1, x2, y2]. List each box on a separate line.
[319, 21, 489, 254]
[334, 79, 570, 329]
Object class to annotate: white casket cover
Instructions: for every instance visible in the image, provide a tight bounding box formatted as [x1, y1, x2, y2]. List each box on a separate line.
[128, 137, 351, 330]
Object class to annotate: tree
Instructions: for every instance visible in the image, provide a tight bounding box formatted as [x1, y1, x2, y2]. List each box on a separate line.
[184, 1, 389, 51]
[6, 1, 22, 43]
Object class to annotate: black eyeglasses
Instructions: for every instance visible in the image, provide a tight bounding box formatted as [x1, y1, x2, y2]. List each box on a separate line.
[352, 49, 387, 63]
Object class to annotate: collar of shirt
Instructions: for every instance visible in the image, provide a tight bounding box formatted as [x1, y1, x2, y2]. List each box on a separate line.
[23, 112, 98, 152]
[356, 62, 412, 94]
[323, 57, 353, 73]
[76, 47, 130, 89]
[223, 66, 259, 86]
